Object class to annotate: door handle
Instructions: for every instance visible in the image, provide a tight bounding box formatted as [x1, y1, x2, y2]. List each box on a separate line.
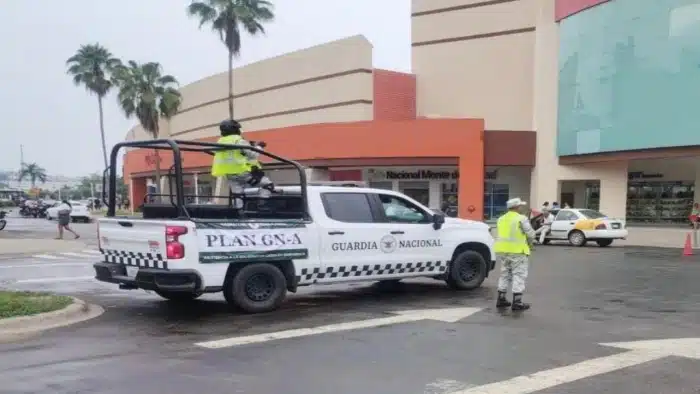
[328, 231, 344, 235]
[390, 230, 404, 234]
[569, 222, 575, 225]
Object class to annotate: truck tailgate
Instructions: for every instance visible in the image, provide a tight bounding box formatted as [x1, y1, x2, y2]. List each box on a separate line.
[98, 218, 171, 269]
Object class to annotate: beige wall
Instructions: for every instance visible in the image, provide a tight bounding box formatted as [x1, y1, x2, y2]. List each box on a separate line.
[124, 35, 375, 142]
[412, 0, 537, 131]
[528, 0, 630, 218]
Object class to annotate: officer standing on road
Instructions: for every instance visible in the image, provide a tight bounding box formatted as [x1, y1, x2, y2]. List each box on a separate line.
[494, 198, 536, 311]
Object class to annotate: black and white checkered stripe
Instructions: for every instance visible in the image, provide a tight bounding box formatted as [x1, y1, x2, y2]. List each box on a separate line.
[101, 249, 168, 270]
[296, 261, 447, 284]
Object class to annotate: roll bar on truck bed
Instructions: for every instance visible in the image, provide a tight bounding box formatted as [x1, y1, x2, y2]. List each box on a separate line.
[102, 139, 309, 220]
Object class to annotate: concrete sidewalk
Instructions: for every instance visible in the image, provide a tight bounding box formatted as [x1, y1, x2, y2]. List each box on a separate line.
[618, 226, 695, 249]
[0, 238, 87, 257]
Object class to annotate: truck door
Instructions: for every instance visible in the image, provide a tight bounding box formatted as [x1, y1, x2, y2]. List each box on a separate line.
[314, 192, 390, 283]
[372, 193, 451, 268]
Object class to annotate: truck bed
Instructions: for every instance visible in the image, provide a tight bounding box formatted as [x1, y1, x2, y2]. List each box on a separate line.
[140, 195, 304, 220]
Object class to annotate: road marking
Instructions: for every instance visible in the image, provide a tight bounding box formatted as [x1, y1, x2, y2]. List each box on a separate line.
[15, 276, 94, 284]
[34, 254, 61, 260]
[60, 252, 95, 258]
[196, 307, 481, 349]
[451, 338, 700, 394]
[0, 263, 87, 268]
[81, 250, 101, 255]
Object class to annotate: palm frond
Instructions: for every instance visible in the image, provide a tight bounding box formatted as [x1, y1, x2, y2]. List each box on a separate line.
[66, 43, 121, 97]
[187, 0, 274, 53]
[115, 60, 181, 137]
[187, 2, 218, 28]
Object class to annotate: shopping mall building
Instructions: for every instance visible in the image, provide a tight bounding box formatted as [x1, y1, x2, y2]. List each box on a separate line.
[122, 0, 700, 224]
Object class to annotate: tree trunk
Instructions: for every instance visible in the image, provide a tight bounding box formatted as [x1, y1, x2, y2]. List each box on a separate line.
[97, 96, 109, 170]
[228, 51, 234, 119]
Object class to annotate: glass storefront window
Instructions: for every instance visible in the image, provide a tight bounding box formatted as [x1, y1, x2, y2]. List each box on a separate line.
[585, 183, 600, 210]
[399, 181, 429, 206]
[484, 183, 509, 220]
[441, 183, 458, 217]
[440, 182, 510, 219]
[369, 181, 393, 190]
[626, 181, 693, 223]
[197, 174, 214, 204]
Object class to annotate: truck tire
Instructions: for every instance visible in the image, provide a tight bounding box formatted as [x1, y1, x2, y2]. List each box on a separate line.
[225, 263, 287, 314]
[155, 290, 201, 302]
[446, 250, 487, 290]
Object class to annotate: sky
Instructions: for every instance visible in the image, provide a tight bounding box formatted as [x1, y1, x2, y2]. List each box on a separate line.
[0, 0, 411, 177]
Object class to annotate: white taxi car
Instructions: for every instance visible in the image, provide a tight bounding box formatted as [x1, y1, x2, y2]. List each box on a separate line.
[46, 201, 93, 223]
[541, 208, 627, 247]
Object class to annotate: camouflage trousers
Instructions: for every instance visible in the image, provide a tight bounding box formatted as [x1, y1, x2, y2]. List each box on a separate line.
[496, 253, 530, 294]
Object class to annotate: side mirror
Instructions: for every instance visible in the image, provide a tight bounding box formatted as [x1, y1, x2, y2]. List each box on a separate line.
[432, 213, 446, 230]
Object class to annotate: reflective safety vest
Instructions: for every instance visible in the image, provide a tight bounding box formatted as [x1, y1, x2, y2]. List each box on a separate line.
[211, 135, 249, 177]
[494, 211, 530, 255]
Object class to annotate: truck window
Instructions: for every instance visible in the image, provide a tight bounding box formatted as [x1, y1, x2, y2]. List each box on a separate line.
[377, 194, 429, 223]
[321, 192, 374, 223]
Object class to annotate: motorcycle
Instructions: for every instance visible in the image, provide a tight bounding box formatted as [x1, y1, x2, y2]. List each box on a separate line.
[0, 210, 6, 231]
[37, 205, 48, 219]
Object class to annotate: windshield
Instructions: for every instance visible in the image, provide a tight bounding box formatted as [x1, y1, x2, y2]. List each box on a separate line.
[579, 209, 606, 219]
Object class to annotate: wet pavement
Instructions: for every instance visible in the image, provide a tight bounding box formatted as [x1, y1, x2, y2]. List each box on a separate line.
[0, 245, 699, 393]
[0, 214, 98, 246]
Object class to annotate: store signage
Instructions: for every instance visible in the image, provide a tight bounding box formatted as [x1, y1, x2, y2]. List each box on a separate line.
[385, 170, 458, 180]
[377, 169, 499, 181]
[628, 171, 662, 180]
[144, 154, 184, 166]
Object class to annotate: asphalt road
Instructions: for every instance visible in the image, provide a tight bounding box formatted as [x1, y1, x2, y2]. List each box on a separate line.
[1, 213, 98, 247]
[1, 243, 700, 393]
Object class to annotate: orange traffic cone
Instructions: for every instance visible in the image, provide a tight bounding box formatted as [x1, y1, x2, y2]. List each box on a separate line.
[683, 233, 693, 256]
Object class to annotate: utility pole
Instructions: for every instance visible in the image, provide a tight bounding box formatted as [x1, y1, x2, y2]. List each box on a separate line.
[18, 144, 24, 189]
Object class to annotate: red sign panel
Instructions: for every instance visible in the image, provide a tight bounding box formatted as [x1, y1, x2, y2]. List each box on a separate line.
[555, 0, 610, 21]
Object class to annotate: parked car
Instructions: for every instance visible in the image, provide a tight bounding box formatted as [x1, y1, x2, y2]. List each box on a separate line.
[46, 201, 92, 223]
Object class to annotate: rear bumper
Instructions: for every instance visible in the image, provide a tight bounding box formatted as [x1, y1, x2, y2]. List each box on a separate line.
[93, 262, 202, 292]
[583, 229, 629, 239]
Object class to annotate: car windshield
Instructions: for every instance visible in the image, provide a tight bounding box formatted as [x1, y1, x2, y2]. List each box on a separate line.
[579, 209, 606, 219]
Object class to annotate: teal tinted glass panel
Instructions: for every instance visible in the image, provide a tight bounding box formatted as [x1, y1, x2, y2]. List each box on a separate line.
[557, 0, 700, 155]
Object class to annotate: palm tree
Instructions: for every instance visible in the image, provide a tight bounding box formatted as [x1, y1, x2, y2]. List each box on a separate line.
[187, 0, 274, 119]
[66, 44, 122, 169]
[113, 61, 181, 194]
[18, 163, 48, 188]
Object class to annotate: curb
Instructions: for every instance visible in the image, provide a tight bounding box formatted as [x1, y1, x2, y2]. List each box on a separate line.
[0, 297, 104, 342]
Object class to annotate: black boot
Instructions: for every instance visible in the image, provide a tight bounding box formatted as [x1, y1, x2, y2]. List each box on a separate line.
[511, 293, 530, 311]
[496, 291, 511, 308]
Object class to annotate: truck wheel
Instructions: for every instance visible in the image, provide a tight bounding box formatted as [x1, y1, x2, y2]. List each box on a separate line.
[446, 250, 487, 290]
[225, 263, 287, 314]
[155, 290, 201, 301]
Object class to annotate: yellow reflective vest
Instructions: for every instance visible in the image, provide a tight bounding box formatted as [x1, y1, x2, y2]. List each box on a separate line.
[211, 135, 249, 177]
[494, 211, 530, 255]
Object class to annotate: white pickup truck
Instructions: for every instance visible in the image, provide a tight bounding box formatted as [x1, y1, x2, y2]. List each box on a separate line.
[95, 140, 495, 313]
